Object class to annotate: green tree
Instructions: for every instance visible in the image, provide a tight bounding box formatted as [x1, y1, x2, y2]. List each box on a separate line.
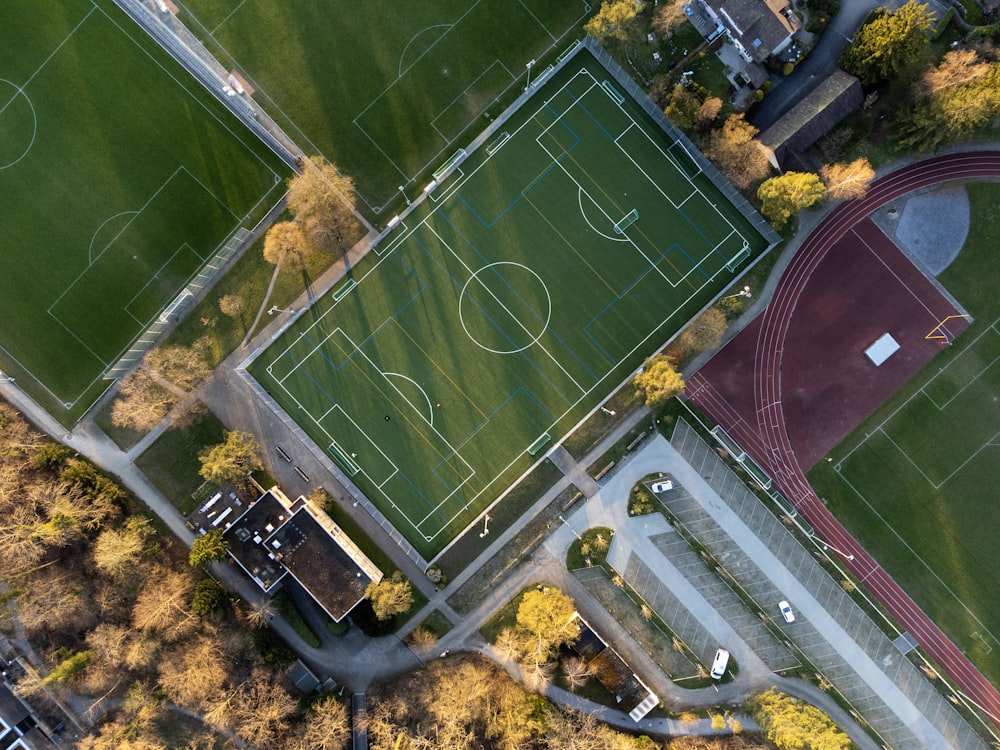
[585, 0, 645, 42]
[632, 354, 685, 409]
[897, 51, 1000, 150]
[757, 171, 826, 228]
[365, 571, 414, 621]
[750, 688, 851, 750]
[841, 1, 933, 84]
[44, 649, 91, 685]
[198, 430, 262, 486]
[189, 529, 230, 569]
[820, 157, 876, 201]
[191, 577, 227, 617]
[663, 84, 702, 131]
[708, 114, 771, 190]
[515, 587, 579, 663]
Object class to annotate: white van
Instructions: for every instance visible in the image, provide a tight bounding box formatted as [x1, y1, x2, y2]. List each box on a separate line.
[710, 648, 730, 679]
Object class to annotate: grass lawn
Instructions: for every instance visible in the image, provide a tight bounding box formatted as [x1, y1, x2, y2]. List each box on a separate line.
[249, 47, 773, 559]
[177, 0, 591, 214]
[0, 0, 286, 422]
[135, 404, 226, 514]
[808, 183, 1000, 686]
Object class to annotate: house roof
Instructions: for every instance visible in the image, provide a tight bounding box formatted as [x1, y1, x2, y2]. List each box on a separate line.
[0, 684, 56, 749]
[714, 0, 797, 59]
[758, 69, 863, 161]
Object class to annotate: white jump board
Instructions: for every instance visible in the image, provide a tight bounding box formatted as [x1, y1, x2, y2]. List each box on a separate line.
[865, 333, 900, 366]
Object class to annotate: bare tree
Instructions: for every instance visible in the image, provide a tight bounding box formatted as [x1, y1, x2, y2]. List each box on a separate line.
[132, 566, 198, 642]
[210, 669, 297, 748]
[493, 627, 524, 662]
[157, 635, 229, 711]
[286, 156, 360, 255]
[92, 517, 154, 579]
[652, 0, 687, 36]
[821, 157, 876, 201]
[678, 307, 728, 354]
[365, 571, 414, 621]
[146, 338, 212, 391]
[263, 220, 308, 270]
[110, 369, 177, 432]
[289, 695, 351, 750]
[708, 114, 771, 189]
[563, 656, 593, 690]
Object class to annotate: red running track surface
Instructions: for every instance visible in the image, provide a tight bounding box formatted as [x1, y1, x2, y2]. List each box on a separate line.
[688, 151, 1000, 727]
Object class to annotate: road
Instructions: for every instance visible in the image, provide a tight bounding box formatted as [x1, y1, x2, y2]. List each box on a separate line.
[749, 0, 900, 131]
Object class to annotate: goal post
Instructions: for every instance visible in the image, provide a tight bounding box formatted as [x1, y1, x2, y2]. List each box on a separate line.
[613, 209, 638, 235]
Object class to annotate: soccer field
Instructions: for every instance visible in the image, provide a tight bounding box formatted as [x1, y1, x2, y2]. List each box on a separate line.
[176, 0, 590, 213]
[0, 0, 285, 421]
[818, 317, 1000, 680]
[250, 48, 773, 558]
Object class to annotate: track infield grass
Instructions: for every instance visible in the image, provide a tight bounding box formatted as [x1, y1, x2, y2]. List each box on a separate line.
[0, 0, 285, 421]
[250, 50, 771, 559]
[809, 183, 1000, 687]
[176, 0, 591, 213]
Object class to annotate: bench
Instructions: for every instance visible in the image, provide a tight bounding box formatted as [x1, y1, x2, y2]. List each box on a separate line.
[626, 431, 648, 452]
[593, 461, 616, 481]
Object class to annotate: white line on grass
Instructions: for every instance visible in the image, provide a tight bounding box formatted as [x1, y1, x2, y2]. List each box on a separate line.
[397, 23, 453, 79]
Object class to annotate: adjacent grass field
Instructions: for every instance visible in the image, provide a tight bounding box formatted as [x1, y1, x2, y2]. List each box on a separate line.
[0, 0, 286, 421]
[810, 183, 1000, 686]
[250, 48, 771, 559]
[176, 0, 591, 213]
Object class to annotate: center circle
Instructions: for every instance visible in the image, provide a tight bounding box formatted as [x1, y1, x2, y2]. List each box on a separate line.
[0, 80, 36, 170]
[458, 262, 551, 355]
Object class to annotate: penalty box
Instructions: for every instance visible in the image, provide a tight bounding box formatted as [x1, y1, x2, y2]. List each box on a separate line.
[49, 168, 236, 365]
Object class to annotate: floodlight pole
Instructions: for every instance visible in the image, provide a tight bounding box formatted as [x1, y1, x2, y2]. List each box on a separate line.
[558, 514, 582, 540]
[479, 514, 491, 539]
[601, 407, 616, 416]
[721, 285, 752, 301]
[268, 305, 294, 316]
[525, 59, 536, 91]
[398, 185, 411, 206]
[818, 537, 855, 561]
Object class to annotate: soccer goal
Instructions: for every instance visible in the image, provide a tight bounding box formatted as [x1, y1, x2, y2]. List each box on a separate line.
[613, 209, 638, 235]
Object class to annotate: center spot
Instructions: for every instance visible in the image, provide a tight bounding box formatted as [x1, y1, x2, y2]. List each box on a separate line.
[458, 262, 551, 355]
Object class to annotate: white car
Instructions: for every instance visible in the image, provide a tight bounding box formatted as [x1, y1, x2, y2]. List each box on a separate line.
[650, 479, 673, 493]
[710, 648, 730, 679]
[778, 600, 795, 623]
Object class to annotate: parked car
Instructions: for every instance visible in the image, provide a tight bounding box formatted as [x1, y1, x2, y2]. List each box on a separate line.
[651, 479, 673, 493]
[710, 648, 730, 679]
[778, 600, 795, 623]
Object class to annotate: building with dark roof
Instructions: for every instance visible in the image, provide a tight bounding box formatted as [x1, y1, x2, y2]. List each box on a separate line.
[689, 0, 801, 63]
[0, 683, 56, 749]
[223, 488, 381, 622]
[758, 69, 863, 169]
[570, 614, 659, 722]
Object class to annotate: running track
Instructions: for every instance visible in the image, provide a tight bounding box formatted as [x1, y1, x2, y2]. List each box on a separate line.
[688, 151, 1000, 728]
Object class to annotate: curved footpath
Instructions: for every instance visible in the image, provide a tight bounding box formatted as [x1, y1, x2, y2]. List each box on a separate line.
[689, 150, 1000, 730]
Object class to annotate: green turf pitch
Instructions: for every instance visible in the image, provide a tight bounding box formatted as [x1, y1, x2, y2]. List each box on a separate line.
[820, 320, 1000, 678]
[176, 0, 590, 213]
[250, 50, 770, 558]
[0, 0, 285, 420]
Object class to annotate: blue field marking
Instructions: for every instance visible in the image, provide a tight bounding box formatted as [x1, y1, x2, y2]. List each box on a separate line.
[581, 242, 692, 361]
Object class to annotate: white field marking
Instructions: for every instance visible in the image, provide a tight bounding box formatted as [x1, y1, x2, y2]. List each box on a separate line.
[376, 220, 410, 255]
[211, 0, 249, 35]
[0, 81, 37, 170]
[263, 68, 726, 539]
[397, 23, 454, 78]
[837, 318, 1000, 470]
[577, 188, 629, 242]
[383, 371, 435, 426]
[458, 262, 552, 355]
[97, 6, 282, 178]
[429, 168, 464, 203]
[833, 461, 1000, 650]
[612, 117, 742, 247]
[425, 222, 586, 394]
[518, 0, 557, 41]
[123, 242, 196, 325]
[920, 323, 1000, 411]
[5, 6, 97, 100]
[430, 60, 515, 141]
[354, 0, 485, 122]
[534, 75, 717, 290]
[324, 404, 400, 488]
[88, 211, 139, 265]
